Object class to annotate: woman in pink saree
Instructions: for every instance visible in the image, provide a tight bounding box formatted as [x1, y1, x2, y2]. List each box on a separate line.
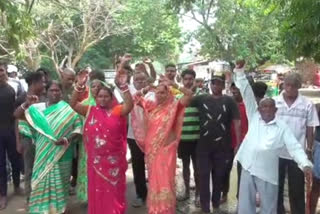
[70, 65, 133, 214]
[132, 83, 194, 214]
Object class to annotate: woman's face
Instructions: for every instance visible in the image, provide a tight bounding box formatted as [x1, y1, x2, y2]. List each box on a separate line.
[96, 89, 112, 108]
[47, 83, 62, 104]
[91, 80, 102, 98]
[155, 85, 168, 105]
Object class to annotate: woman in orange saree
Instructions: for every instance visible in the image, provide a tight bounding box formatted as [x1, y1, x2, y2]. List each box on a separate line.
[132, 83, 194, 214]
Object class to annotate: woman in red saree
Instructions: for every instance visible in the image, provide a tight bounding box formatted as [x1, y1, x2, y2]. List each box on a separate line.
[70, 66, 133, 214]
[132, 83, 194, 214]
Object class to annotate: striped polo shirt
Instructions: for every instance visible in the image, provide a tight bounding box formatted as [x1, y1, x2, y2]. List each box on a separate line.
[177, 90, 203, 142]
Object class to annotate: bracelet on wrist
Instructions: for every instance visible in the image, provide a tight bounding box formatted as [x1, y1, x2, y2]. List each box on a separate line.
[21, 103, 29, 110]
[119, 84, 128, 90]
[63, 137, 69, 145]
[121, 88, 130, 93]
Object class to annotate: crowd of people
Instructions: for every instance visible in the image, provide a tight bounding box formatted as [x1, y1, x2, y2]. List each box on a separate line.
[0, 56, 319, 214]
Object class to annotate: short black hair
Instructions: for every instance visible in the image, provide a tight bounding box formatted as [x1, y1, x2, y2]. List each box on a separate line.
[89, 70, 105, 82]
[46, 80, 62, 91]
[181, 69, 196, 78]
[36, 67, 49, 77]
[252, 81, 268, 99]
[165, 63, 176, 70]
[123, 65, 133, 73]
[25, 71, 44, 87]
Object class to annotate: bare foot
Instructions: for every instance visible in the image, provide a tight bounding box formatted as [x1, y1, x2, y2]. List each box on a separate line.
[0, 196, 7, 210]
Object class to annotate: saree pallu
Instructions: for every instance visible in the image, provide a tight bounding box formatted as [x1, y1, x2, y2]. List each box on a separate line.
[20, 101, 82, 214]
[132, 96, 185, 214]
[84, 106, 127, 214]
[76, 84, 119, 202]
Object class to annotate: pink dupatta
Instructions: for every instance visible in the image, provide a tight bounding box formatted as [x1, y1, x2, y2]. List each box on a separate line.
[132, 94, 185, 214]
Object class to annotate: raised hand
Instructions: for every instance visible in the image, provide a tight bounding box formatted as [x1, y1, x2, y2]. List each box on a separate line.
[77, 70, 89, 86]
[55, 137, 68, 146]
[26, 95, 39, 106]
[143, 57, 153, 64]
[235, 60, 246, 69]
[120, 53, 132, 65]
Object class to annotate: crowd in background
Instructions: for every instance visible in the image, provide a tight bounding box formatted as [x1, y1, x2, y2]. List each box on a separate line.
[0, 56, 319, 214]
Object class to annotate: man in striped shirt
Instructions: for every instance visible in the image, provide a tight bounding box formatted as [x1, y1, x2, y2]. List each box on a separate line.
[176, 69, 201, 206]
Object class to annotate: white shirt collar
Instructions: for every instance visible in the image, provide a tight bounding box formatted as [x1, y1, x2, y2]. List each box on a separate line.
[279, 91, 303, 109]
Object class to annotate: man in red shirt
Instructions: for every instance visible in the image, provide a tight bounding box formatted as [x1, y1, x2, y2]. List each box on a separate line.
[221, 83, 248, 203]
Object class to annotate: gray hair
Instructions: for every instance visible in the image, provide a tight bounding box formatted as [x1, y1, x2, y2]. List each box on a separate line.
[284, 72, 302, 89]
[259, 97, 276, 107]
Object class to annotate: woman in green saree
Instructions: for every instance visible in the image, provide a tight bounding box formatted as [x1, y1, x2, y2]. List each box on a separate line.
[19, 81, 82, 214]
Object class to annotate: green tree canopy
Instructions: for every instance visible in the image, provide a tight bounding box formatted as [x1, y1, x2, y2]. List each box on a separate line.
[169, 0, 288, 69]
[266, 0, 320, 62]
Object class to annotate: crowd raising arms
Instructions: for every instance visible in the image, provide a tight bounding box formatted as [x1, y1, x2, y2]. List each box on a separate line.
[1, 55, 319, 214]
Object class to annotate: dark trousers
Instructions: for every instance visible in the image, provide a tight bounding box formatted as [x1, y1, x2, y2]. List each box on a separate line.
[0, 128, 20, 196]
[178, 141, 199, 195]
[277, 158, 305, 214]
[222, 150, 234, 196]
[21, 136, 35, 200]
[197, 149, 232, 212]
[236, 161, 242, 199]
[128, 138, 147, 200]
[71, 144, 78, 187]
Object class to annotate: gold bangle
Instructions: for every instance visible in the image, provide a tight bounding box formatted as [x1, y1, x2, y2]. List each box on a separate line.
[121, 88, 129, 93]
[21, 103, 28, 110]
[74, 87, 84, 93]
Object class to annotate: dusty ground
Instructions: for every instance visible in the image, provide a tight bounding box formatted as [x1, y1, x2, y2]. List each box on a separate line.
[1, 159, 304, 214]
[2, 160, 239, 214]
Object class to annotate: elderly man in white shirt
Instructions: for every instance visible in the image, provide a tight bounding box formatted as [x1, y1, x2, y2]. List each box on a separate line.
[233, 62, 313, 214]
[275, 73, 319, 214]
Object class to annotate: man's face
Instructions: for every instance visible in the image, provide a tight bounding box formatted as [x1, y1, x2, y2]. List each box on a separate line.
[231, 86, 242, 102]
[210, 79, 224, 95]
[258, 99, 277, 123]
[47, 83, 62, 104]
[34, 76, 46, 95]
[61, 72, 75, 88]
[182, 74, 194, 89]
[135, 64, 147, 74]
[8, 72, 17, 78]
[195, 80, 204, 88]
[133, 72, 147, 90]
[165, 66, 177, 81]
[284, 80, 299, 98]
[0, 65, 8, 84]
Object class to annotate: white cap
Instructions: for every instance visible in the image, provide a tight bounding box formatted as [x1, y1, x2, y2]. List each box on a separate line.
[7, 65, 18, 73]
